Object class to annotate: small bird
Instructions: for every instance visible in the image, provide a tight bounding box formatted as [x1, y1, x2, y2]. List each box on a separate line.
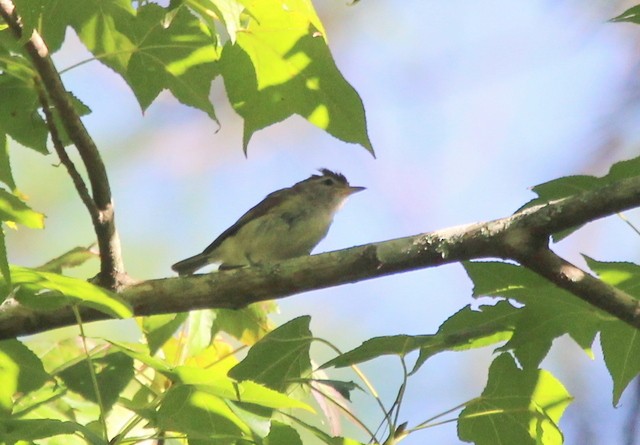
[171, 169, 365, 275]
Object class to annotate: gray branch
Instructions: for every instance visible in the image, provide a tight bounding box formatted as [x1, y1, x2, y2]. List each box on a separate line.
[2, 176, 640, 339]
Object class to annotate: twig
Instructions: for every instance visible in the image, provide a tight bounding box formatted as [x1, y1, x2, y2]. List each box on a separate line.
[312, 336, 392, 442]
[72, 305, 109, 441]
[34, 79, 99, 223]
[0, 0, 126, 289]
[618, 212, 640, 237]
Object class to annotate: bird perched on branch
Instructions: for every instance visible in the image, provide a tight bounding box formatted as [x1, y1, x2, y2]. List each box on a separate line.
[171, 169, 365, 276]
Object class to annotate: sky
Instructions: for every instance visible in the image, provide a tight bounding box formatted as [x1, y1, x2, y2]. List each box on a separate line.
[7, 0, 640, 444]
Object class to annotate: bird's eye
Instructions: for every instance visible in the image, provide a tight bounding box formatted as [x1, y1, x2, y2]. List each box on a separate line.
[322, 178, 334, 186]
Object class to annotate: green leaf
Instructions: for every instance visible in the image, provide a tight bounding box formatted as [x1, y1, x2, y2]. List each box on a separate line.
[184, 309, 215, 357]
[465, 261, 602, 368]
[229, 315, 312, 392]
[174, 365, 314, 412]
[27, 338, 94, 375]
[0, 227, 8, 287]
[141, 312, 188, 355]
[611, 4, 640, 23]
[211, 302, 277, 345]
[0, 74, 48, 153]
[306, 379, 360, 402]
[35, 245, 98, 273]
[322, 335, 427, 369]
[0, 189, 44, 228]
[600, 322, 640, 406]
[413, 301, 519, 373]
[322, 302, 518, 372]
[585, 258, 640, 404]
[124, 4, 219, 118]
[278, 415, 366, 445]
[223, 380, 314, 412]
[58, 351, 134, 411]
[50, 92, 93, 147]
[522, 156, 640, 240]
[186, 0, 244, 43]
[12, 0, 69, 52]
[0, 32, 14, 57]
[108, 340, 173, 374]
[67, 2, 220, 117]
[0, 418, 107, 445]
[0, 134, 16, 190]
[11, 0, 44, 43]
[0, 339, 50, 414]
[221, 0, 372, 153]
[585, 256, 640, 297]
[11, 381, 66, 417]
[265, 421, 303, 445]
[8, 266, 132, 318]
[458, 354, 572, 445]
[67, 0, 137, 74]
[157, 384, 250, 436]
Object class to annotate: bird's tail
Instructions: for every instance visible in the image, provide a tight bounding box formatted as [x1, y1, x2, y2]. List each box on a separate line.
[171, 253, 211, 276]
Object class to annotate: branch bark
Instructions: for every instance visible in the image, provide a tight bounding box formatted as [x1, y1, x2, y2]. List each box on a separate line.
[0, 0, 127, 290]
[516, 247, 640, 327]
[2, 176, 640, 339]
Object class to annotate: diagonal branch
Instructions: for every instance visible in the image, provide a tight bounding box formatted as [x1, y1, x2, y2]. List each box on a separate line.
[515, 246, 640, 326]
[34, 79, 98, 223]
[0, 0, 127, 289]
[1, 175, 640, 339]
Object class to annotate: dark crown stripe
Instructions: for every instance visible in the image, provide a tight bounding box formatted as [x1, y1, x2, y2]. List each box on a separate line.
[315, 168, 347, 184]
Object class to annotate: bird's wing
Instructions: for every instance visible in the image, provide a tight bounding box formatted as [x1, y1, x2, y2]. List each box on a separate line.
[201, 187, 290, 255]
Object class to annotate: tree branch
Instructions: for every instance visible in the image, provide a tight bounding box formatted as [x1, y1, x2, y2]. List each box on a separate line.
[516, 246, 640, 327]
[2, 176, 640, 339]
[0, 0, 127, 289]
[34, 79, 99, 224]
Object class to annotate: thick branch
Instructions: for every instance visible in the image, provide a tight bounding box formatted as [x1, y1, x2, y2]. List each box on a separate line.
[516, 247, 640, 327]
[0, 0, 126, 289]
[0, 233, 481, 339]
[2, 175, 640, 338]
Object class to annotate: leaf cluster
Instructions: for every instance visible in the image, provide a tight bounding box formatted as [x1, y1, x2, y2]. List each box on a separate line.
[0, 0, 372, 289]
[0, 313, 337, 445]
[1, 1, 640, 445]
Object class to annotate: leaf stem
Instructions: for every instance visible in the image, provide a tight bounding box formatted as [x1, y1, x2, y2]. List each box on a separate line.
[308, 383, 379, 441]
[617, 212, 640, 237]
[72, 305, 109, 441]
[313, 337, 394, 431]
[409, 400, 470, 432]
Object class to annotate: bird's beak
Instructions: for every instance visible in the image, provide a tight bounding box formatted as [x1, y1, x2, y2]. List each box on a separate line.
[348, 186, 366, 194]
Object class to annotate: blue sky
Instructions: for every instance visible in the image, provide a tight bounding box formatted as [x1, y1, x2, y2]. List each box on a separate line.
[8, 0, 640, 443]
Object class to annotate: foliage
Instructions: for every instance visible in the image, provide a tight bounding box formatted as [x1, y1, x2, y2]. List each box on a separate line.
[1, 0, 640, 444]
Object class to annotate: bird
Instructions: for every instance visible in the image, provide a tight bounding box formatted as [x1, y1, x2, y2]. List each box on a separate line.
[171, 169, 365, 275]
